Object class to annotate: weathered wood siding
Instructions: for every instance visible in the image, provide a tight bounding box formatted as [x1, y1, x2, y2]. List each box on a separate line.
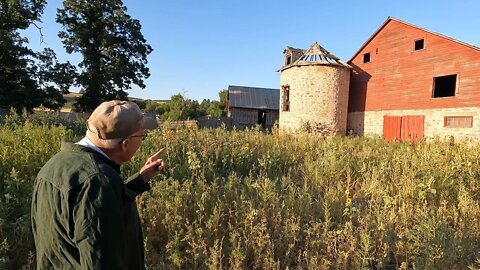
[230, 108, 278, 129]
[349, 19, 480, 112]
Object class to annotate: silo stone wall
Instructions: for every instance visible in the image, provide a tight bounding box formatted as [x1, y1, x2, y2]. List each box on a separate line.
[280, 65, 350, 135]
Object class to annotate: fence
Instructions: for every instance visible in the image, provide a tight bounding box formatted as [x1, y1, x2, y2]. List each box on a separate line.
[197, 116, 233, 129]
[0, 108, 236, 131]
[158, 120, 198, 130]
[158, 117, 233, 130]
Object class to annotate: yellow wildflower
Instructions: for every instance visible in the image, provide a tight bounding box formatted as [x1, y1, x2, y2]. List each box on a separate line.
[346, 198, 352, 207]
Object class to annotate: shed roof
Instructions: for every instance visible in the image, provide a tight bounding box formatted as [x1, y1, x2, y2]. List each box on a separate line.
[228, 85, 279, 110]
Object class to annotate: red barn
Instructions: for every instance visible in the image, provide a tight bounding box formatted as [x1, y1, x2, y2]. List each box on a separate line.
[347, 17, 480, 141]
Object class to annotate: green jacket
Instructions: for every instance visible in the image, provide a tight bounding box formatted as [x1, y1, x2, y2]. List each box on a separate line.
[31, 143, 150, 269]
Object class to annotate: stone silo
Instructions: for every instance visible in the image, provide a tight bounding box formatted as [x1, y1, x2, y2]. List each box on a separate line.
[279, 42, 351, 135]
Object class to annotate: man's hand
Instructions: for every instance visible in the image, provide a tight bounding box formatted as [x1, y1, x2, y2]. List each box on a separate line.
[139, 149, 166, 183]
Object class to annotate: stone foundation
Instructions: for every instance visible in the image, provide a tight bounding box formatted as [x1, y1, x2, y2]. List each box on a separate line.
[348, 107, 480, 140]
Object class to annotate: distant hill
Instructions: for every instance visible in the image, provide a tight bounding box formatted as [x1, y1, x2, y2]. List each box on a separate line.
[61, 93, 169, 112]
[61, 93, 82, 112]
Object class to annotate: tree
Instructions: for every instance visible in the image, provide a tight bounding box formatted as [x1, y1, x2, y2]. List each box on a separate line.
[198, 99, 211, 117]
[155, 90, 229, 120]
[35, 48, 82, 110]
[36, 48, 76, 94]
[218, 89, 228, 116]
[198, 90, 228, 118]
[162, 94, 190, 120]
[41, 86, 66, 111]
[0, 0, 47, 112]
[57, 0, 153, 112]
[206, 101, 222, 118]
[144, 100, 164, 115]
[0, 0, 46, 30]
[155, 94, 201, 121]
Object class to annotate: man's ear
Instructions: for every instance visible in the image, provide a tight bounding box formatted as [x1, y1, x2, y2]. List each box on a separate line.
[120, 138, 129, 151]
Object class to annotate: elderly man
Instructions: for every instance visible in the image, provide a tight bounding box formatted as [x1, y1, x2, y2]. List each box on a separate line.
[31, 100, 165, 269]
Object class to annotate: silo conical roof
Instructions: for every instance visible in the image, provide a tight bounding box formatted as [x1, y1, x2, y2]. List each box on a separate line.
[281, 42, 351, 71]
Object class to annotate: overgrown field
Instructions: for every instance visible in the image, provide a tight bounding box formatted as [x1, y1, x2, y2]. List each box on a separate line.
[1, 112, 480, 269]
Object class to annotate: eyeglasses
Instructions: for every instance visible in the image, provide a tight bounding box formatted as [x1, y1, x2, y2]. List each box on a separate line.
[125, 133, 148, 141]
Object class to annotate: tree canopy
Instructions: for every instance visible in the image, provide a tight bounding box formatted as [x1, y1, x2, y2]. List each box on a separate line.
[0, 0, 45, 111]
[145, 90, 228, 121]
[57, 0, 153, 112]
[0, 0, 74, 112]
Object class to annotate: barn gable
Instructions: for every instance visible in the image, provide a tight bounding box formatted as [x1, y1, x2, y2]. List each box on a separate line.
[348, 17, 480, 113]
[349, 17, 480, 63]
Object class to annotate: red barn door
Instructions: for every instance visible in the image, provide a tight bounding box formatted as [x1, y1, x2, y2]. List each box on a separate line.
[384, 115, 424, 142]
[401, 116, 424, 142]
[383, 116, 402, 142]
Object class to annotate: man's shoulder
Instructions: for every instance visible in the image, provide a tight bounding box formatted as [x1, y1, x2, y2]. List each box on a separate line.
[36, 143, 119, 192]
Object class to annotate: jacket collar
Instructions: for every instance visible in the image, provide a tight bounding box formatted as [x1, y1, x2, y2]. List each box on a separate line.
[61, 142, 121, 173]
[76, 136, 110, 160]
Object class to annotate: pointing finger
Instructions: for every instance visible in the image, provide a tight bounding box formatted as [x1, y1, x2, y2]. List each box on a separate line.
[146, 148, 165, 165]
[150, 148, 165, 160]
[157, 160, 165, 172]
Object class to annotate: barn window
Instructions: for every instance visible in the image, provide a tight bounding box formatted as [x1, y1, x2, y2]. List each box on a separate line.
[444, 116, 473, 128]
[433, 74, 457, 98]
[363, 52, 370, 63]
[414, 39, 424, 50]
[281, 85, 290, 112]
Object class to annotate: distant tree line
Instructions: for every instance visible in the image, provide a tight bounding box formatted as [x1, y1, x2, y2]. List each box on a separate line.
[140, 90, 228, 120]
[1, 0, 153, 113]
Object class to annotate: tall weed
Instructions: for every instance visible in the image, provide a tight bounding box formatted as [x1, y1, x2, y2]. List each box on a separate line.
[1, 115, 479, 269]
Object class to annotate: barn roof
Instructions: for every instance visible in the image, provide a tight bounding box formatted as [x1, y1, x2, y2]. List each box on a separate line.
[228, 85, 279, 110]
[349, 16, 480, 63]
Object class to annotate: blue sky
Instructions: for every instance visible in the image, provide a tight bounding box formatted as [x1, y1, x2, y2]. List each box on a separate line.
[23, 0, 480, 101]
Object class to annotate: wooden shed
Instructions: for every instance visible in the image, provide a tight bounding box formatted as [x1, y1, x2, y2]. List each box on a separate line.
[227, 85, 279, 129]
[348, 17, 480, 141]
